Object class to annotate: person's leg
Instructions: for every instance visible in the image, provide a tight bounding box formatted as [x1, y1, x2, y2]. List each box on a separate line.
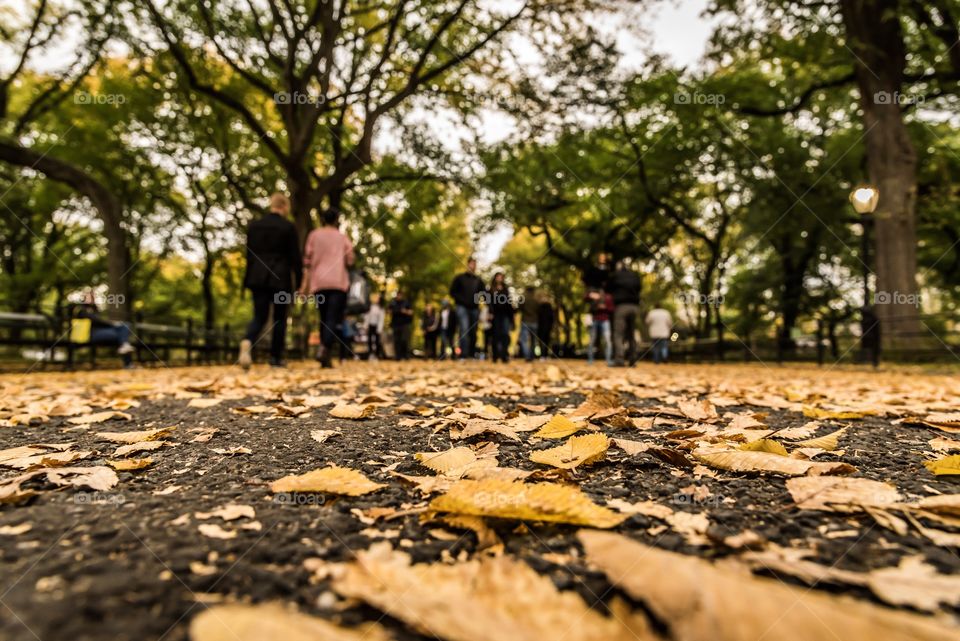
[270, 296, 289, 364]
[467, 308, 479, 358]
[455, 306, 469, 359]
[601, 319, 613, 365]
[587, 321, 598, 364]
[612, 306, 626, 365]
[326, 290, 347, 349]
[245, 289, 271, 343]
[625, 306, 638, 365]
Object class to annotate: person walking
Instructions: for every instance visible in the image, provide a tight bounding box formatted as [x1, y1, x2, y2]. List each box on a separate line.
[607, 260, 642, 367]
[438, 299, 455, 360]
[422, 304, 440, 359]
[300, 207, 355, 368]
[583, 252, 611, 292]
[518, 286, 539, 362]
[239, 192, 301, 369]
[587, 291, 614, 365]
[389, 291, 414, 360]
[487, 272, 515, 363]
[449, 257, 485, 359]
[645, 306, 673, 364]
[536, 295, 555, 358]
[364, 294, 385, 360]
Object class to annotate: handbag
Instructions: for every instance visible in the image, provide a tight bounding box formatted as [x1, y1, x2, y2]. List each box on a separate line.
[346, 270, 371, 315]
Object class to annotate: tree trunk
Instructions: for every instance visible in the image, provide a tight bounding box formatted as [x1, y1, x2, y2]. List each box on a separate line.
[840, 0, 923, 348]
[0, 139, 130, 320]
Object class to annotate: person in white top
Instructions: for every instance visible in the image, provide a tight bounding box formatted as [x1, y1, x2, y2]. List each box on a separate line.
[364, 295, 385, 359]
[645, 307, 673, 364]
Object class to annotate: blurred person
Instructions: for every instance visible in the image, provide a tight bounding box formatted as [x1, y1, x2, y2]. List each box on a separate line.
[364, 294, 385, 360]
[582, 252, 611, 291]
[301, 207, 355, 368]
[479, 303, 492, 359]
[438, 299, 455, 359]
[518, 285, 539, 362]
[423, 303, 440, 359]
[488, 272, 515, 363]
[75, 291, 135, 368]
[608, 260, 642, 367]
[239, 192, 301, 369]
[645, 306, 673, 364]
[449, 257, 485, 359]
[587, 290, 614, 365]
[536, 294, 555, 358]
[389, 291, 414, 360]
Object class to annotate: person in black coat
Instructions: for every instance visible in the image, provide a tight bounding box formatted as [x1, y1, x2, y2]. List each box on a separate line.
[238, 193, 302, 369]
[607, 261, 642, 366]
[449, 257, 485, 359]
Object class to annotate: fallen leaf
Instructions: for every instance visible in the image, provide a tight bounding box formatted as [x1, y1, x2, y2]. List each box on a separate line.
[428, 479, 626, 528]
[107, 458, 153, 471]
[97, 427, 174, 444]
[197, 523, 236, 539]
[329, 404, 375, 420]
[740, 439, 788, 456]
[693, 449, 855, 476]
[923, 454, 960, 476]
[311, 430, 341, 444]
[68, 411, 132, 425]
[580, 530, 955, 641]
[189, 602, 392, 641]
[195, 504, 255, 521]
[187, 398, 222, 409]
[530, 433, 609, 469]
[795, 427, 848, 451]
[534, 415, 585, 439]
[271, 466, 385, 496]
[786, 476, 902, 511]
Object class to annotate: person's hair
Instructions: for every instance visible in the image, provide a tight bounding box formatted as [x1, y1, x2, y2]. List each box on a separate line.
[321, 207, 340, 226]
[493, 271, 505, 285]
[466, 256, 476, 265]
[270, 192, 290, 212]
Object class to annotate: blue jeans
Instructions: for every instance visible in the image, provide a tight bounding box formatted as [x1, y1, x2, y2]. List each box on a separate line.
[519, 322, 538, 361]
[588, 319, 612, 364]
[91, 322, 131, 347]
[652, 338, 670, 364]
[455, 305, 479, 358]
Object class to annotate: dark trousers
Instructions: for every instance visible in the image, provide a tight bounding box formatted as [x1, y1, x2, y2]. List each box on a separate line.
[393, 324, 411, 360]
[613, 304, 638, 365]
[425, 330, 439, 358]
[368, 329, 384, 358]
[491, 314, 512, 363]
[315, 289, 347, 350]
[245, 288, 289, 361]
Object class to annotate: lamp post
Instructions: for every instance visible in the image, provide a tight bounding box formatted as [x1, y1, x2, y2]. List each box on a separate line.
[849, 186, 879, 306]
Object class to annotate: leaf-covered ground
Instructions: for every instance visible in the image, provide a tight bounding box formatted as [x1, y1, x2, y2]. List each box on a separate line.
[1, 361, 959, 641]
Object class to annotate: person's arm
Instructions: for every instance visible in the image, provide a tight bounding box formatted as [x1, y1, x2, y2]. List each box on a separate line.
[300, 231, 313, 295]
[344, 236, 355, 267]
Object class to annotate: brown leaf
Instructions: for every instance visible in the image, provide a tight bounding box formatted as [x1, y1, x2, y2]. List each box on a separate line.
[270, 466, 385, 496]
[693, 449, 855, 476]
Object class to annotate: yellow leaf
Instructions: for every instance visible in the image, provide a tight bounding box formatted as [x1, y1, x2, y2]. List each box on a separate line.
[923, 454, 960, 476]
[415, 447, 497, 477]
[740, 439, 788, 456]
[107, 458, 153, 471]
[271, 466, 385, 495]
[68, 411, 132, 425]
[786, 476, 902, 511]
[534, 415, 585, 439]
[795, 427, 848, 451]
[189, 602, 392, 641]
[331, 542, 653, 641]
[802, 406, 866, 420]
[579, 530, 956, 641]
[97, 427, 174, 444]
[693, 449, 855, 476]
[329, 404, 375, 420]
[530, 433, 609, 469]
[428, 479, 626, 528]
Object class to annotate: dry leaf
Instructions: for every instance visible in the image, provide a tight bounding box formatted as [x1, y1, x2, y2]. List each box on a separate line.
[97, 427, 174, 444]
[329, 404, 375, 420]
[188, 602, 392, 641]
[428, 479, 625, 528]
[311, 430, 341, 444]
[786, 476, 902, 511]
[580, 530, 955, 641]
[693, 449, 855, 476]
[115, 440, 171, 456]
[197, 523, 236, 539]
[270, 466, 385, 496]
[534, 415, 585, 439]
[195, 504, 255, 521]
[802, 406, 866, 420]
[923, 454, 960, 475]
[331, 542, 654, 641]
[677, 399, 719, 422]
[530, 433, 609, 470]
[187, 398, 222, 409]
[611, 438, 654, 456]
[740, 439, 788, 456]
[107, 458, 153, 471]
[795, 427, 848, 451]
[68, 411, 132, 425]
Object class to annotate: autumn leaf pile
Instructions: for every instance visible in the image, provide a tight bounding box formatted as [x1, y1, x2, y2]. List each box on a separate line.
[1, 361, 959, 640]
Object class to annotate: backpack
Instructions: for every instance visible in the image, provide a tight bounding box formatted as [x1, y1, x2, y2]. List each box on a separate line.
[346, 270, 371, 314]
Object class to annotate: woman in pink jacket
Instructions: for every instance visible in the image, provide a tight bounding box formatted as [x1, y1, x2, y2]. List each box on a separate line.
[300, 208, 355, 367]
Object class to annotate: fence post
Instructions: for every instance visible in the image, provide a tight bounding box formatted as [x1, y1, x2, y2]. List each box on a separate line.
[186, 319, 193, 366]
[816, 319, 824, 366]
